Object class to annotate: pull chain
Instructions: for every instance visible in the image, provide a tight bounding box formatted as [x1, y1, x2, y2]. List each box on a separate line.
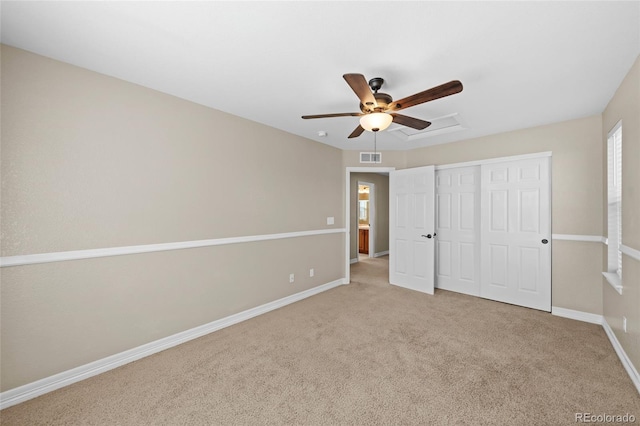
[374, 131, 377, 162]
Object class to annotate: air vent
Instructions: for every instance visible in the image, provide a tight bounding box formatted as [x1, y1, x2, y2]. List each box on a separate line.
[360, 152, 382, 164]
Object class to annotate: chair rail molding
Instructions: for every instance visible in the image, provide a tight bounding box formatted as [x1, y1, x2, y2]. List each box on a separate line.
[551, 234, 606, 243]
[621, 244, 640, 262]
[0, 228, 346, 268]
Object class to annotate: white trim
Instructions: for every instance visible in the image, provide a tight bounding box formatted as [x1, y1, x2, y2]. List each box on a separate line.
[559, 305, 640, 395]
[351, 251, 389, 263]
[345, 167, 395, 283]
[550, 235, 640, 251]
[434, 151, 552, 171]
[0, 228, 346, 268]
[621, 244, 640, 262]
[357, 180, 376, 258]
[602, 318, 640, 395]
[552, 234, 607, 243]
[607, 119, 623, 138]
[551, 307, 603, 325]
[602, 272, 623, 295]
[0, 278, 347, 410]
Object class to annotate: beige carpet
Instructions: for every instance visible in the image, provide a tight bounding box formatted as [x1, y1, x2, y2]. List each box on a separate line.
[2, 256, 639, 425]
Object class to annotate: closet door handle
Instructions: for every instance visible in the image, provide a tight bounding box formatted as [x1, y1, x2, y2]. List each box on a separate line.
[421, 234, 433, 239]
[541, 239, 549, 244]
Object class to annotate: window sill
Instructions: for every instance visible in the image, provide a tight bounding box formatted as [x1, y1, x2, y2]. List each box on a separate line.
[602, 272, 623, 295]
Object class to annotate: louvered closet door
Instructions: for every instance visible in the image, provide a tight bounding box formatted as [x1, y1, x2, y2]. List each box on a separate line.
[435, 166, 480, 296]
[480, 157, 551, 311]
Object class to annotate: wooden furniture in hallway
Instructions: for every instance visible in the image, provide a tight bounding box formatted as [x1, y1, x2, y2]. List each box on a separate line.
[359, 228, 369, 254]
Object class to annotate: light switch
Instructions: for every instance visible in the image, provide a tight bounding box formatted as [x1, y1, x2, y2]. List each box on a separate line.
[327, 217, 334, 225]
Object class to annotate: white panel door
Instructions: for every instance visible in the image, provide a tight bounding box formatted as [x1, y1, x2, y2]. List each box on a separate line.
[435, 166, 480, 296]
[389, 166, 436, 295]
[480, 157, 551, 311]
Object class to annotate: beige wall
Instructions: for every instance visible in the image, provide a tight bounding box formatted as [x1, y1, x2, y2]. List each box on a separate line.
[405, 115, 605, 314]
[349, 173, 389, 260]
[1, 46, 344, 255]
[602, 55, 640, 373]
[3, 42, 637, 395]
[0, 46, 345, 391]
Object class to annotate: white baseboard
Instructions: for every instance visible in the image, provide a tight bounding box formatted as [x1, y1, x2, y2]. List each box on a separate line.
[551, 306, 603, 324]
[602, 318, 640, 394]
[552, 307, 640, 395]
[0, 278, 347, 410]
[350, 252, 387, 264]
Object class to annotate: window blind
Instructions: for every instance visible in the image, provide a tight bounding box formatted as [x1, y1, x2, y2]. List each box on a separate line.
[607, 122, 622, 278]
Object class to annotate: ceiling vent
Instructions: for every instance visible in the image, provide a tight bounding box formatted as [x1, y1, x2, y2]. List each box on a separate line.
[360, 152, 382, 164]
[387, 113, 465, 142]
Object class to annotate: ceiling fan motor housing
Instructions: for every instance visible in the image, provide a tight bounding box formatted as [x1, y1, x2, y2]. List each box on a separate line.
[360, 92, 393, 113]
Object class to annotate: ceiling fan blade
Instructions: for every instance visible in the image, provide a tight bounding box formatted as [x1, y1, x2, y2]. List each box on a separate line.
[348, 125, 365, 139]
[391, 114, 431, 130]
[388, 80, 463, 111]
[343, 74, 377, 109]
[301, 112, 363, 119]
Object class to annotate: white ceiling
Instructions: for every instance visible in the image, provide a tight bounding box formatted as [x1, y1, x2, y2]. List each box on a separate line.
[2, 1, 639, 151]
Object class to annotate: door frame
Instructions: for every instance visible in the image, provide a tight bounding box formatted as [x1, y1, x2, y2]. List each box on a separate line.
[345, 167, 395, 283]
[356, 180, 375, 258]
[433, 151, 552, 171]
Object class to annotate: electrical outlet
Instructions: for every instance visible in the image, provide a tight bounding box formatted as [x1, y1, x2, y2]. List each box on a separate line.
[623, 316, 627, 333]
[309, 268, 314, 277]
[289, 273, 295, 283]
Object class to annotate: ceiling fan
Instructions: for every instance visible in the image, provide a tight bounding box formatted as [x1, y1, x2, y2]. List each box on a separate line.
[302, 74, 463, 138]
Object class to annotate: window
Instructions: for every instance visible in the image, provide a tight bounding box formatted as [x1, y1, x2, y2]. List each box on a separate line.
[604, 121, 622, 293]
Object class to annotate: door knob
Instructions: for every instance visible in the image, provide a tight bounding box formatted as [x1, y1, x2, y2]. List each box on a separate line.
[541, 239, 549, 244]
[421, 234, 433, 239]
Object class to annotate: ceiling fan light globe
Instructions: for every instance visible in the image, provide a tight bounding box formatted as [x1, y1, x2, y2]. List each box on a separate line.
[359, 113, 392, 132]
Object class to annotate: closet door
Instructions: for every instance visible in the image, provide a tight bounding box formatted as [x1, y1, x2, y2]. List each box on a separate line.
[435, 166, 480, 296]
[480, 157, 551, 311]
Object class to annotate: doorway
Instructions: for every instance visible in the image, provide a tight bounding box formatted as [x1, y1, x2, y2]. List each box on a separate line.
[357, 182, 374, 260]
[344, 167, 395, 283]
